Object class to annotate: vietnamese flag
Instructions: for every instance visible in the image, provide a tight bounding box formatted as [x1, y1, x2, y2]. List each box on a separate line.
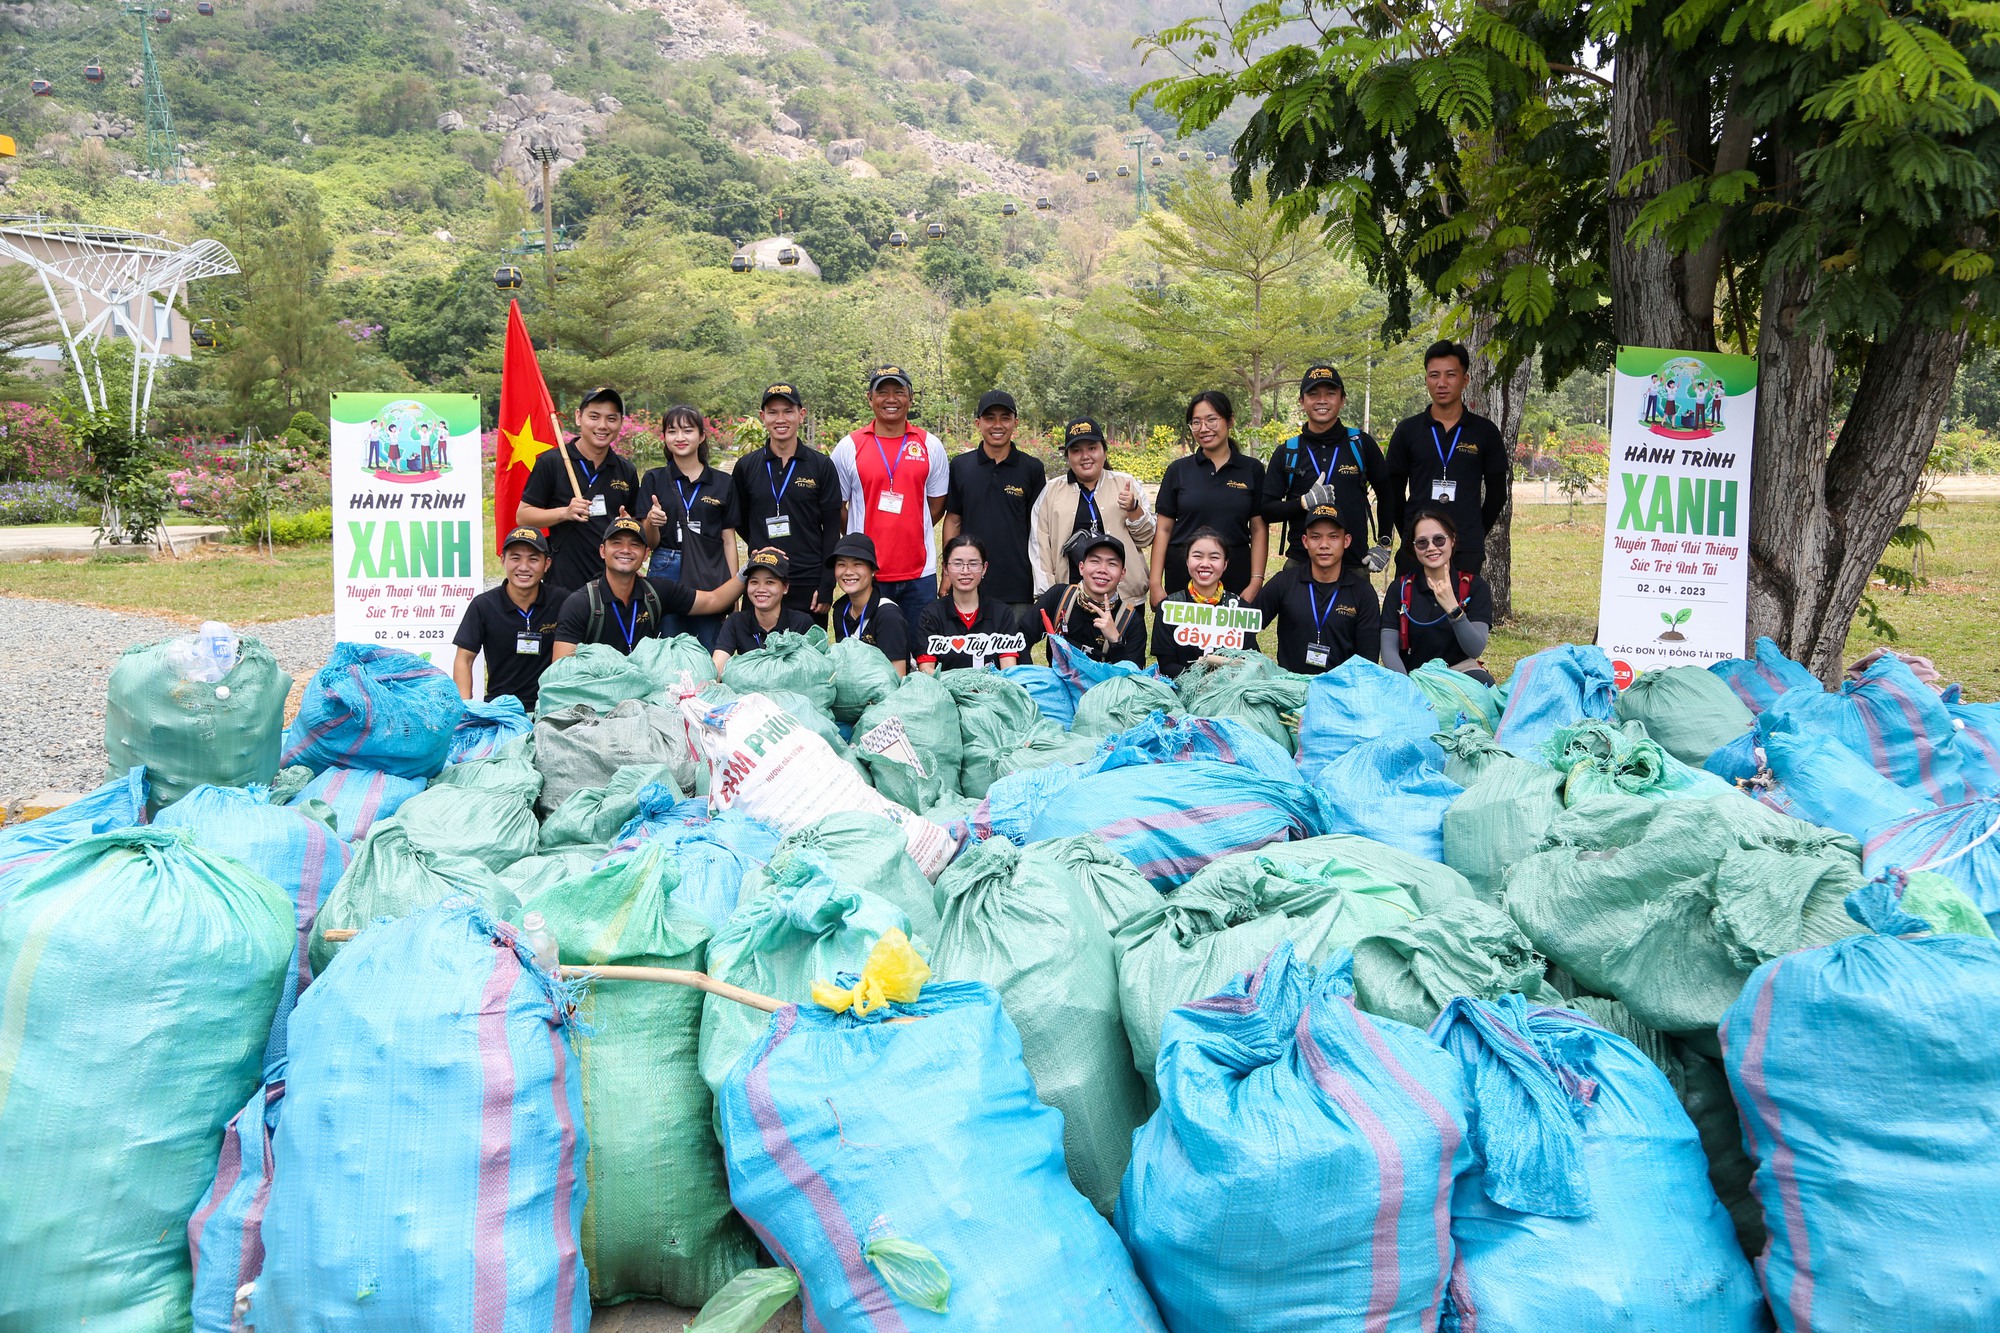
[494, 299, 560, 554]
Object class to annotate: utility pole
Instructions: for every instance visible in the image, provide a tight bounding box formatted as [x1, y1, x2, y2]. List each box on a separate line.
[528, 140, 561, 301]
[1126, 136, 1151, 219]
[125, 4, 183, 182]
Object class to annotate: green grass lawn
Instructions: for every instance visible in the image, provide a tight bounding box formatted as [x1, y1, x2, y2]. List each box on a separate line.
[0, 542, 334, 623]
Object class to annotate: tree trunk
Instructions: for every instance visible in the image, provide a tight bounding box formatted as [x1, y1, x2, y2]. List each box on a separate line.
[1465, 316, 1533, 621]
[1608, 35, 1716, 353]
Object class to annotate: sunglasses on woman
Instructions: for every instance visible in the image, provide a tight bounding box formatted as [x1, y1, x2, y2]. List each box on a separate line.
[1413, 534, 1451, 551]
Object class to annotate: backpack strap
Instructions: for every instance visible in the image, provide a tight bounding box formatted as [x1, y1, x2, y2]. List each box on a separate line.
[641, 580, 663, 634]
[1457, 571, 1473, 605]
[586, 580, 604, 643]
[1399, 575, 1413, 654]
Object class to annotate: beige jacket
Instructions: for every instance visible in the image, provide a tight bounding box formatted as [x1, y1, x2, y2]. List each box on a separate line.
[1028, 468, 1156, 603]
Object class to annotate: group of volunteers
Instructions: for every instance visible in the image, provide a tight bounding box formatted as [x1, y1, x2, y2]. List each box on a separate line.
[450, 340, 1510, 710]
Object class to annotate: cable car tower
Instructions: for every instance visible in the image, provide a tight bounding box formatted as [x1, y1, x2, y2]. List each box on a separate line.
[124, 2, 184, 182]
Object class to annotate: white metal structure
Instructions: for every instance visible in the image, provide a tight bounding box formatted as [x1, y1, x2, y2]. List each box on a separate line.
[0, 215, 238, 430]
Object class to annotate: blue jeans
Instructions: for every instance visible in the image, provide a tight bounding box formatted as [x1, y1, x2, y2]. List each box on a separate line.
[648, 547, 723, 649]
[878, 576, 937, 622]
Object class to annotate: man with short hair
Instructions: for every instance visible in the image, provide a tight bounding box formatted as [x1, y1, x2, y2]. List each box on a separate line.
[730, 382, 843, 625]
[1027, 416, 1154, 603]
[450, 526, 568, 711]
[515, 386, 641, 593]
[1262, 362, 1390, 575]
[831, 365, 950, 622]
[1253, 505, 1380, 674]
[1382, 340, 1510, 576]
[1026, 528, 1147, 666]
[550, 516, 746, 657]
[943, 389, 1046, 620]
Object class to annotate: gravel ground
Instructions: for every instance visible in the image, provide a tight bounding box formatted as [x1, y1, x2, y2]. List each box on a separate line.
[0, 595, 334, 800]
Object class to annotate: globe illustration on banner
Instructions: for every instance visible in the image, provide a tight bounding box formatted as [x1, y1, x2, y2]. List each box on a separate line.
[364, 398, 454, 483]
[1638, 355, 1729, 440]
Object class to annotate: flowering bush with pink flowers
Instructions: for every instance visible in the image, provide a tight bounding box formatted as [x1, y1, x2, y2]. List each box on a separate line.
[0, 403, 87, 481]
[167, 445, 332, 521]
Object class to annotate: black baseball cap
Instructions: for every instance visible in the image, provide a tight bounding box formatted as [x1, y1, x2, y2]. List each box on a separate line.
[578, 386, 625, 413]
[826, 533, 879, 570]
[745, 548, 791, 581]
[1062, 527, 1124, 566]
[1302, 503, 1348, 531]
[1300, 364, 1345, 396]
[868, 365, 913, 391]
[976, 390, 1018, 416]
[762, 382, 804, 408]
[603, 515, 647, 544]
[1063, 417, 1107, 449]
[502, 526, 549, 554]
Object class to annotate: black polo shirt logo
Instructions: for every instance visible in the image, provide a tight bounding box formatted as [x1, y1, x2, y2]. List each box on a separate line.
[1003, 484, 1025, 497]
[1336, 603, 1358, 616]
[606, 479, 632, 494]
[795, 477, 818, 489]
[1226, 480, 1250, 490]
[1459, 443, 1479, 455]
[1338, 463, 1362, 476]
[698, 495, 724, 509]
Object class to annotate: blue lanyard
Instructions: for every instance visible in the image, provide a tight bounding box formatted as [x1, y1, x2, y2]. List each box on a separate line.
[516, 601, 537, 634]
[873, 432, 909, 489]
[575, 450, 601, 491]
[767, 455, 797, 508]
[1307, 580, 1339, 644]
[843, 597, 871, 642]
[608, 592, 639, 651]
[1429, 423, 1461, 474]
[674, 474, 702, 521]
[1079, 485, 1101, 529]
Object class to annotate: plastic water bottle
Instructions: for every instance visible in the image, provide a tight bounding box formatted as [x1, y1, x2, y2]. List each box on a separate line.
[167, 620, 240, 684]
[521, 912, 560, 973]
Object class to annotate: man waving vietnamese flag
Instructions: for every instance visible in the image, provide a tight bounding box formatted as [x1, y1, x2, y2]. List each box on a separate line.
[493, 299, 560, 554]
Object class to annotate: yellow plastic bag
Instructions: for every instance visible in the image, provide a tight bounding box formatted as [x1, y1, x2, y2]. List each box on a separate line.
[811, 929, 930, 1016]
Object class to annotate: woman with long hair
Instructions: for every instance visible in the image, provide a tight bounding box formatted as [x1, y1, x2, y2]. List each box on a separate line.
[1149, 390, 1268, 606]
[912, 534, 1024, 671]
[638, 405, 739, 649]
[1150, 527, 1249, 679]
[1378, 505, 1494, 684]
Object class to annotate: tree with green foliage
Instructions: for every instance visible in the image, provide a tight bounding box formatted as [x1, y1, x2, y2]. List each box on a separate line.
[1142, 0, 2000, 675]
[381, 259, 506, 385]
[0, 265, 59, 402]
[947, 301, 1043, 412]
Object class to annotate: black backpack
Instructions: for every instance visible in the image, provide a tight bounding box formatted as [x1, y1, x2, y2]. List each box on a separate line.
[585, 579, 662, 645]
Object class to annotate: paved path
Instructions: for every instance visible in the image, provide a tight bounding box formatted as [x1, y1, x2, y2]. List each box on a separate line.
[0, 524, 228, 562]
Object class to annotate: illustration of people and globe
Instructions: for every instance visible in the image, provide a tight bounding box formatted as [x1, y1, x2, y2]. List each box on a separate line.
[1637, 356, 1730, 439]
[362, 399, 455, 481]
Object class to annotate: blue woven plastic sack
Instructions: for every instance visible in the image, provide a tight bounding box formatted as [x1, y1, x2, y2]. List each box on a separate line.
[1297, 657, 1440, 783]
[1863, 799, 2000, 928]
[1003, 663, 1077, 727]
[188, 1081, 282, 1333]
[280, 643, 465, 778]
[1722, 878, 2000, 1333]
[1762, 730, 1924, 842]
[254, 900, 589, 1332]
[655, 812, 783, 928]
[1710, 636, 1821, 715]
[1118, 942, 1471, 1332]
[1085, 712, 1299, 783]
[156, 785, 354, 1075]
[0, 766, 146, 907]
[1494, 645, 1616, 760]
[1430, 996, 1765, 1333]
[1314, 735, 1462, 862]
[716, 979, 1166, 1332]
[1703, 729, 1761, 784]
[290, 764, 425, 841]
[448, 695, 534, 763]
[0, 828, 292, 1331]
[1024, 760, 1332, 889]
[1943, 686, 2000, 796]
[1047, 632, 1159, 705]
[1760, 653, 1966, 805]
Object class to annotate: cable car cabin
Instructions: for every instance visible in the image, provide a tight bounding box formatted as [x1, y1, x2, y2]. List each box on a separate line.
[1001, 201, 1018, 216]
[196, 1, 214, 12]
[30, 79, 53, 96]
[776, 246, 800, 267]
[730, 253, 752, 272]
[925, 221, 945, 239]
[83, 64, 105, 83]
[1115, 164, 1130, 177]
[493, 265, 523, 290]
[1085, 169, 1100, 182]
[152, 7, 171, 22]
[1205, 151, 1217, 162]
[887, 230, 908, 248]
[1151, 155, 1163, 166]
[1178, 149, 1190, 161]
[190, 325, 215, 348]
[1035, 196, 1053, 211]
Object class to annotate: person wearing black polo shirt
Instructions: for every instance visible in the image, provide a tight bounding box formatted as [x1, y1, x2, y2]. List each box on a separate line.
[1151, 390, 1268, 603]
[731, 383, 843, 624]
[711, 549, 819, 672]
[514, 386, 641, 593]
[1383, 339, 1510, 576]
[551, 516, 746, 657]
[450, 526, 568, 710]
[1254, 505, 1380, 674]
[827, 533, 910, 674]
[913, 535, 1025, 671]
[1380, 506, 1496, 684]
[1263, 362, 1391, 575]
[943, 389, 1045, 620]
[637, 403, 738, 651]
[1029, 528, 1147, 666]
[1150, 527, 1249, 680]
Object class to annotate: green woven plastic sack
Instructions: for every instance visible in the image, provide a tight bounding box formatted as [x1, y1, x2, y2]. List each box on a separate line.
[1504, 794, 1867, 1039]
[104, 635, 292, 813]
[743, 811, 943, 943]
[853, 671, 963, 808]
[1409, 661, 1501, 733]
[995, 723, 1101, 780]
[1037, 833, 1163, 933]
[1070, 674, 1182, 739]
[629, 633, 720, 696]
[307, 820, 515, 973]
[533, 642, 657, 718]
[829, 637, 901, 725]
[697, 856, 911, 1101]
[0, 828, 292, 1330]
[429, 740, 543, 804]
[930, 836, 1149, 1214]
[720, 629, 835, 715]
[519, 845, 756, 1306]
[1174, 650, 1308, 753]
[497, 851, 599, 901]
[393, 780, 541, 871]
[539, 763, 682, 853]
[1439, 731, 1566, 904]
[939, 668, 1043, 797]
[1248, 833, 1477, 912]
[1114, 847, 1424, 1091]
[1544, 719, 1734, 805]
[1350, 897, 1561, 1030]
[266, 764, 313, 805]
[1615, 666, 1755, 766]
[533, 700, 687, 817]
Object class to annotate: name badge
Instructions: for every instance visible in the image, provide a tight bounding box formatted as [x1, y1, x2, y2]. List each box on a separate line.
[767, 515, 793, 538]
[516, 633, 542, 656]
[588, 493, 608, 517]
[877, 490, 905, 515]
[1305, 642, 1331, 669]
[1431, 479, 1458, 503]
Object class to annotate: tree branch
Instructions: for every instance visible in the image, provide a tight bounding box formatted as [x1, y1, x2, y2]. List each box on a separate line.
[1547, 62, 1613, 89]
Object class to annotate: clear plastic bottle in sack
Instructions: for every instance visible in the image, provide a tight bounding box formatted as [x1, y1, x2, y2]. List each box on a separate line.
[167, 620, 242, 685]
[520, 911, 560, 973]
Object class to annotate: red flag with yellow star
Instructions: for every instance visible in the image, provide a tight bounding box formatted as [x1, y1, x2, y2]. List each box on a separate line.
[494, 299, 559, 554]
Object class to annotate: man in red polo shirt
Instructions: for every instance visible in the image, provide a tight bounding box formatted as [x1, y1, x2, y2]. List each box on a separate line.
[830, 364, 950, 621]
